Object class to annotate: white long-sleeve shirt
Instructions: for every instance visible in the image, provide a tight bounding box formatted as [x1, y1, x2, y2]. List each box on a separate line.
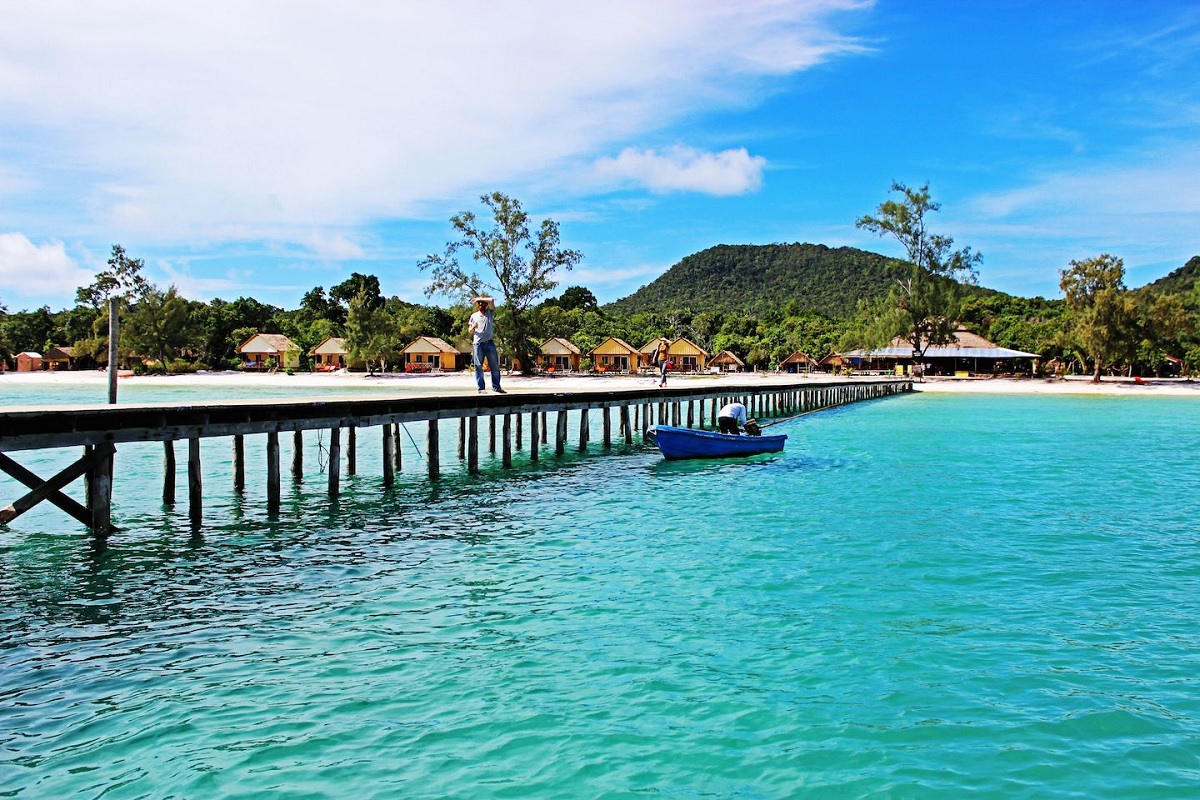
[717, 402, 747, 425]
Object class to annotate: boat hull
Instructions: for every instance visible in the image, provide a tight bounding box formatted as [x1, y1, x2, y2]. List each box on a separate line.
[651, 425, 786, 460]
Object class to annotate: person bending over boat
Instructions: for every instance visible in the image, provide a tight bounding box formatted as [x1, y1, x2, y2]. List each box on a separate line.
[717, 401, 748, 435]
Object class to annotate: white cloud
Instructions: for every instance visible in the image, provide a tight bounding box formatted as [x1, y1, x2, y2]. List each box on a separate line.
[958, 143, 1200, 294]
[0, 1, 868, 246]
[0, 234, 93, 304]
[593, 146, 768, 195]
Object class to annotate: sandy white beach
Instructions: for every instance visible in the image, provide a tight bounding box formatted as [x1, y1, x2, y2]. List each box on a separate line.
[3, 368, 1199, 397]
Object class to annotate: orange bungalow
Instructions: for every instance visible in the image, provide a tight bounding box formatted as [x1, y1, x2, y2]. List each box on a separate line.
[401, 336, 467, 372]
[538, 337, 581, 373]
[42, 346, 75, 371]
[709, 350, 746, 373]
[640, 337, 709, 373]
[588, 337, 639, 373]
[310, 337, 349, 371]
[236, 333, 302, 371]
[16, 352, 42, 372]
[779, 351, 818, 374]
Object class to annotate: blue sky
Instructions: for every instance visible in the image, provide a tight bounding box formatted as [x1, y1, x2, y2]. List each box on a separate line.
[1, 0, 1198, 313]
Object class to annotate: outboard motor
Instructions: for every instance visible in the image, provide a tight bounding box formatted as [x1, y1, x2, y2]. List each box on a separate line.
[744, 419, 763, 437]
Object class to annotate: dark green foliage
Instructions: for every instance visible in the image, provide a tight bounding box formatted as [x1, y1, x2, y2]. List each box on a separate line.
[605, 243, 905, 318]
[1143, 255, 1200, 295]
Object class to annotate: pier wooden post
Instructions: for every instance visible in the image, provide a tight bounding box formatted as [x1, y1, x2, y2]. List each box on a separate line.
[292, 431, 303, 480]
[267, 431, 280, 513]
[232, 434, 245, 493]
[602, 405, 611, 448]
[529, 411, 540, 462]
[188, 437, 202, 526]
[502, 413, 512, 468]
[87, 444, 114, 535]
[162, 441, 175, 505]
[427, 420, 440, 480]
[687, 401, 694, 429]
[467, 415, 479, 474]
[621, 405, 632, 445]
[555, 409, 568, 456]
[347, 427, 356, 476]
[394, 424, 403, 473]
[489, 415, 496, 454]
[541, 412, 548, 444]
[458, 418, 466, 460]
[578, 409, 590, 451]
[515, 413, 523, 451]
[382, 424, 394, 486]
[328, 427, 341, 497]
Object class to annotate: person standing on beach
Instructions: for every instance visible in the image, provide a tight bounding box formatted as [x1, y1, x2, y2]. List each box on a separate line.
[655, 340, 670, 388]
[468, 296, 506, 394]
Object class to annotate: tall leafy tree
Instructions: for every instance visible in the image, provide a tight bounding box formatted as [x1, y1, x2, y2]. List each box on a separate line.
[852, 182, 981, 366]
[1059, 254, 1136, 382]
[75, 245, 151, 308]
[419, 192, 582, 374]
[123, 286, 193, 372]
[344, 291, 400, 374]
[331, 273, 383, 311]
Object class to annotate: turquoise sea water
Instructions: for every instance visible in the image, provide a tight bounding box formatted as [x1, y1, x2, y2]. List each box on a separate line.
[3, 386, 1200, 798]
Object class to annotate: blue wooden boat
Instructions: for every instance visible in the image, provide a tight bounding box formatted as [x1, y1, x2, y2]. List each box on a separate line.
[649, 425, 787, 460]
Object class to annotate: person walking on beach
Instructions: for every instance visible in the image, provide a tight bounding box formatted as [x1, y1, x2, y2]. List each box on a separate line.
[717, 401, 748, 435]
[468, 296, 505, 394]
[655, 339, 670, 388]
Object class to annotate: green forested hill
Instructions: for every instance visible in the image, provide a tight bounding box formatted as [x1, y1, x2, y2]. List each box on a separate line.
[1144, 255, 1200, 295]
[604, 243, 907, 318]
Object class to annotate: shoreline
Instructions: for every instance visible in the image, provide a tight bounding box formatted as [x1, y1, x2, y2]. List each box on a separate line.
[3, 369, 1199, 397]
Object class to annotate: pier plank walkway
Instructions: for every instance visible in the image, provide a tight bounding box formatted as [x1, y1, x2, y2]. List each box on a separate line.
[0, 378, 910, 535]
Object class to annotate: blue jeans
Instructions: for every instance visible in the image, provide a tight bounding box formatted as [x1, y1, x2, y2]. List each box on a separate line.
[474, 339, 501, 391]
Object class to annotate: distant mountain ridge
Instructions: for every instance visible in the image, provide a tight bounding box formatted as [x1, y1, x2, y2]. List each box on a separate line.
[1144, 255, 1200, 295]
[604, 243, 904, 318]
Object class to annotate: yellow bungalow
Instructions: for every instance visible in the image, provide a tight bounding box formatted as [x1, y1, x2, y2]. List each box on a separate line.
[538, 337, 581, 373]
[779, 351, 818, 374]
[668, 337, 709, 373]
[709, 350, 746, 373]
[588, 336, 639, 374]
[640, 337, 709, 373]
[638, 337, 670, 372]
[401, 336, 467, 372]
[237, 333, 301, 371]
[309, 337, 349, 371]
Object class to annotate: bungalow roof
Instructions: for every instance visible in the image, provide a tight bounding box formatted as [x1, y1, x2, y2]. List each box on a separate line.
[309, 337, 347, 355]
[402, 336, 463, 354]
[237, 333, 299, 354]
[780, 350, 817, 365]
[842, 329, 1039, 360]
[588, 336, 638, 356]
[539, 337, 581, 355]
[710, 350, 746, 366]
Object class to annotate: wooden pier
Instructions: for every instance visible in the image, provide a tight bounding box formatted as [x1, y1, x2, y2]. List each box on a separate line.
[0, 378, 911, 535]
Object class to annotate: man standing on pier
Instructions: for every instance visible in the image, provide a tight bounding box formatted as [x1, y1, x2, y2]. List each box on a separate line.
[468, 296, 506, 394]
